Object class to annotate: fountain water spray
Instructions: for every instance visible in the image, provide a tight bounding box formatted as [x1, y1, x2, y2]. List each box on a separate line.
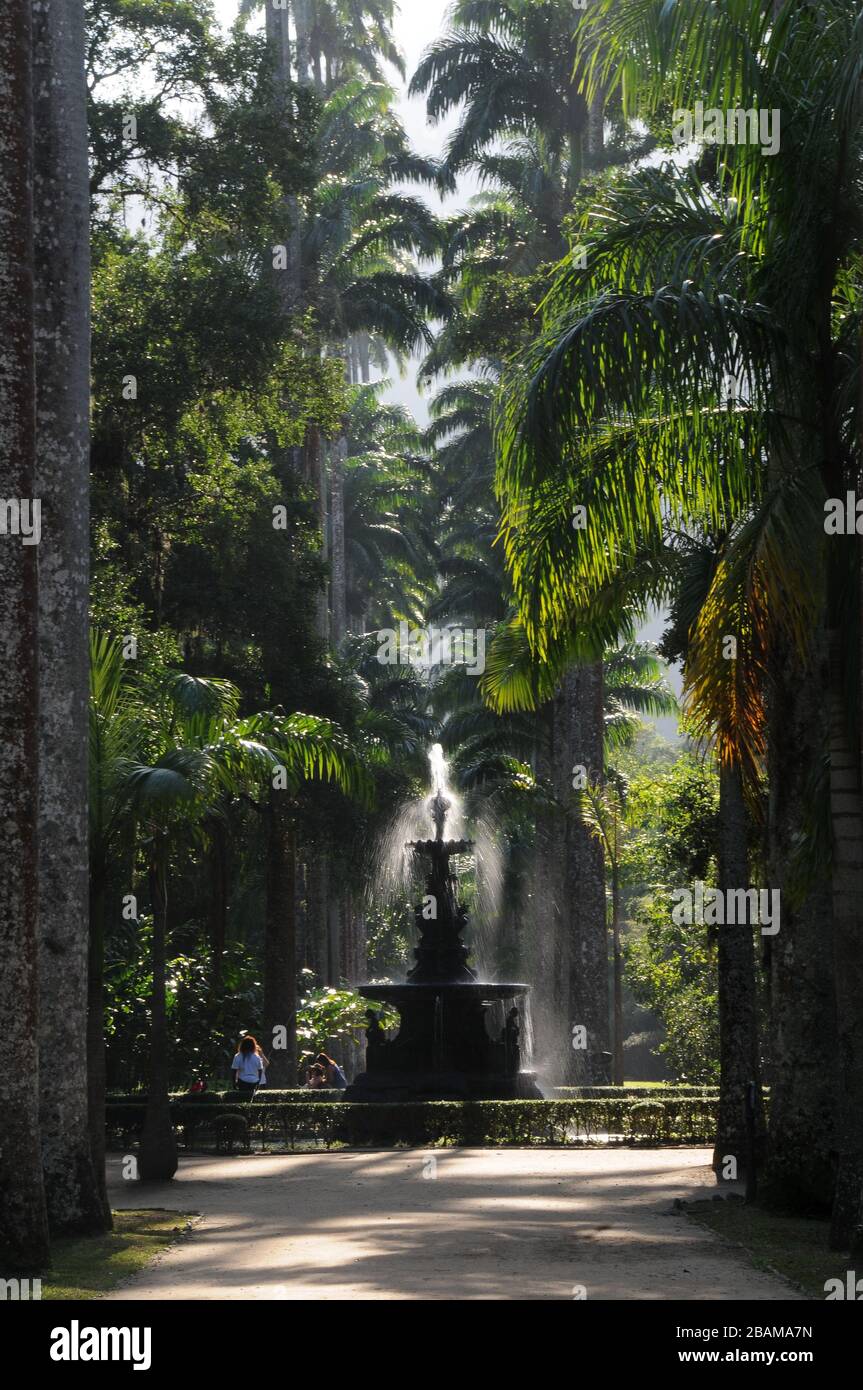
[346, 744, 542, 1102]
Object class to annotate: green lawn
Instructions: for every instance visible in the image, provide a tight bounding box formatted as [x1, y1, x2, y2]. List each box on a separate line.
[40, 1210, 197, 1300]
[686, 1198, 845, 1300]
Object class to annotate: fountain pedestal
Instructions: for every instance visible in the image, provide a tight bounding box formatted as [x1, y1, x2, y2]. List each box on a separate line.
[346, 785, 542, 1102]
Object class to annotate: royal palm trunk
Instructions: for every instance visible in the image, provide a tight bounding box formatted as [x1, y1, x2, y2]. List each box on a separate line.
[826, 629, 863, 1247]
[330, 437, 347, 643]
[611, 855, 623, 1087]
[714, 761, 764, 1181]
[207, 819, 229, 996]
[263, 795, 298, 1086]
[763, 637, 837, 1207]
[31, 0, 105, 1234]
[86, 870, 111, 1222]
[139, 858, 178, 1181]
[556, 661, 609, 1084]
[0, 0, 50, 1268]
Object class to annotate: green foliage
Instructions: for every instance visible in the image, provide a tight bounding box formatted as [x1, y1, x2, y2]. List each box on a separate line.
[296, 984, 398, 1066]
[623, 756, 720, 886]
[621, 756, 721, 1082]
[104, 933, 263, 1092]
[365, 904, 412, 978]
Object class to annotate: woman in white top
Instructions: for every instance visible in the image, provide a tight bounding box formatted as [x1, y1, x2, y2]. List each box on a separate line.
[231, 1034, 267, 1096]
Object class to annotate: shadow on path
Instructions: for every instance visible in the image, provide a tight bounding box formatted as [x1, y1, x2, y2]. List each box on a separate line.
[106, 1148, 802, 1301]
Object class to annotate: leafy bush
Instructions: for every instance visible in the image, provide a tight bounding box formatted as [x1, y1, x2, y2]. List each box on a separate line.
[296, 984, 398, 1066]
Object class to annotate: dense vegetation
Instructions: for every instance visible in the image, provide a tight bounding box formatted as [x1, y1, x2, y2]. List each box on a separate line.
[1, 0, 862, 1275]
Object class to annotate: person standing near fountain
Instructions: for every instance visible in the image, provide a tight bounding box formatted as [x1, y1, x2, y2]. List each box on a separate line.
[231, 1035, 267, 1097]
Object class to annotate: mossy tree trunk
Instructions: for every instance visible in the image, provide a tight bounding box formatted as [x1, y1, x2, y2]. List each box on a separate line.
[263, 795, 298, 1086]
[86, 867, 112, 1222]
[714, 761, 764, 1183]
[763, 638, 838, 1208]
[560, 661, 609, 1084]
[140, 856, 178, 1181]
[611, 853, 624, 1087]
[32, 0, 106, 1234]
[826, 629, 863, 1248]
[0, 0, 50, 1270]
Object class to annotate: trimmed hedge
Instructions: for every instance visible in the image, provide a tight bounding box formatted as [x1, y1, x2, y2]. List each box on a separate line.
[553, 1086, 721, 1098]
[107, 1089, 343, 1104]
[106, 1095, 720, 1151]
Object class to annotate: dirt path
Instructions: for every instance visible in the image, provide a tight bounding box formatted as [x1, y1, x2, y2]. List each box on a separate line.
[105, 1148, 802, 1301]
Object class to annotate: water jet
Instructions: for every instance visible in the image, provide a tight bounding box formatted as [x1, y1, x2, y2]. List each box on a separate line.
[346, 746, 542, 1102]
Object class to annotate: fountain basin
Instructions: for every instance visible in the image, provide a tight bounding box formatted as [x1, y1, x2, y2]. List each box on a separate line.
[357, 981, 531, 1002]
[345, 981, 543, 1102]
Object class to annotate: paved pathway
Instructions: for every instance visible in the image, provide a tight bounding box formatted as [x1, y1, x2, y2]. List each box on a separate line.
[106, 1148, 802, 1301]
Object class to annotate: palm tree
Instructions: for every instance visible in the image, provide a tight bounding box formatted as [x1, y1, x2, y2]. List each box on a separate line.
[456, 626, 676, 1081]
[410, 0, 588, 195]
[495, 0, 863, 1237]
[412, 0, 627, 1083]
[242, 0, 403, 95]
[308, 80, 449, 363]
[89, 635, 370, 1175]
[494, 164, 804, 1187]
[0, 0, 50, 1271]
[337, 387, 437, 633]
[33, 0, 106, 1236]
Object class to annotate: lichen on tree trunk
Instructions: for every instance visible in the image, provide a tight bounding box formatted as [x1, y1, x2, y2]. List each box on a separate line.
[0, 0, 50, 1269]
[555, 661, 609, 1084]
[31, 0, 106, 1235]
[713, 761, 764, 1182]
[763, 637, 838, 1208]
[263, 794, 298, 1086]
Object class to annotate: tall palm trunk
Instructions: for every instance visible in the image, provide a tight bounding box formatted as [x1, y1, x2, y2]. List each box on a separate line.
[307, 424, 329, 640]
[357, 332, 371, 382]
[32, 0, 105, 1234]
[207, 818, 229, 996]
[297, 854, 323, 979]
[266, 2, 301, 314]
[714, 761, 764, 1181]
[826, 630, 863, 1247]
[763, 637, 838, 1207]
[611, 851, 624, 1086]
[140, 857, 178, 1181]
[539, 703, 569, 1078]
[0, 0, 50, 1270]
[560, 661, 609, 1083]
[330, 436, 347, 643]
[306, 851, 330, 981]
[263, 795, 298, 1086]
[86, 867, 111, 1221]
[293, 0, 312, 85]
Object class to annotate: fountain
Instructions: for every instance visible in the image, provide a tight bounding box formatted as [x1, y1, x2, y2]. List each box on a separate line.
[346, 746, 542, 1102]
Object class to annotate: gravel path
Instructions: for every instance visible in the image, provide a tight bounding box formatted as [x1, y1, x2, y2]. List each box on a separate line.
[105, 1148, 802, 1301]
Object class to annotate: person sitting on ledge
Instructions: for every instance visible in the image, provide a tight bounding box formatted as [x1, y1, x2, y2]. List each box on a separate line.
[316, 1052, 348, 1088]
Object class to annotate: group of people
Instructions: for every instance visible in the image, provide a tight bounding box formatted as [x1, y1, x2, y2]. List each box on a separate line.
[229, 1033, 348, 1093]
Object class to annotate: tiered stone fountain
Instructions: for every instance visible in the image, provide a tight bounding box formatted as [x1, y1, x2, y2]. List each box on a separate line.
[346, 751, 542, 1102]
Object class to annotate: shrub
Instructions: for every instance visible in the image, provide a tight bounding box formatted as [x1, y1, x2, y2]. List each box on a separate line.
[105, 1095, 723, 1151]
